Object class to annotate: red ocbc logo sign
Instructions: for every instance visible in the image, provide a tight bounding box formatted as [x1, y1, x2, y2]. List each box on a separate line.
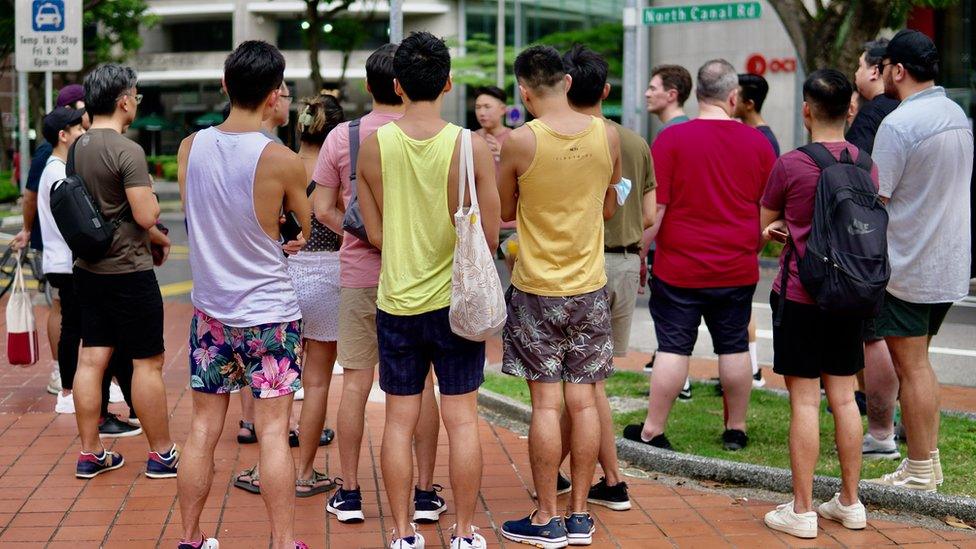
[745, 53, 797, 76]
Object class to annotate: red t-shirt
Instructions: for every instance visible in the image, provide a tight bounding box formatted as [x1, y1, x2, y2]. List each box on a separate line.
[761, 142, 880, 304]
[652, 119, 776, 288]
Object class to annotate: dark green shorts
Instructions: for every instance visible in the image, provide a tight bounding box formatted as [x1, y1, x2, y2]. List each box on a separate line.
[876, 292, 952, 338]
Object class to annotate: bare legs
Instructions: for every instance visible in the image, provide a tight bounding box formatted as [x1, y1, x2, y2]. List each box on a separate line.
[863, 339, 899, 439]
[887, 336, 940, 460]
[784, 375, 861, 513]
[179, 392, 229, 543]
[296, 339, 336, 481]
[530, 381, 600, 522]
[559, 380, 621, 486]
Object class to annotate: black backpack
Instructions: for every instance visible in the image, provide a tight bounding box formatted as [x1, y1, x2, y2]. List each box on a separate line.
[49, 142, 129, 262]
[776, 143, 890, 323]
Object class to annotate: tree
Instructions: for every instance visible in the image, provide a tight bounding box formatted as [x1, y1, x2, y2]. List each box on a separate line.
[303, 0, 369, 94]
[452, 23, 625, 89]
[767, 0, 958, 73]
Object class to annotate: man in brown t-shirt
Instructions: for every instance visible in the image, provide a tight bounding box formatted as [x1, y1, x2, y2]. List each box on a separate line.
[71, 64, 178, 480]
[557, 45, 657, 512]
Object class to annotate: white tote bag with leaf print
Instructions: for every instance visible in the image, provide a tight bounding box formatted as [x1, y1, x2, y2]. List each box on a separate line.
[449, 129, 507, 341]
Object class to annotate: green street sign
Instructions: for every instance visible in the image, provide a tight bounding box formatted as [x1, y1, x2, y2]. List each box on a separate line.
[643, 2, 762, 25]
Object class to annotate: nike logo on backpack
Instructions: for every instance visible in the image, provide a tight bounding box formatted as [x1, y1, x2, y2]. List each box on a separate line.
[848, 219, 875, 236]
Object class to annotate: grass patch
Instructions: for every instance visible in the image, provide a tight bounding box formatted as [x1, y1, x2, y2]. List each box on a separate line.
[483, 371, 976, 498]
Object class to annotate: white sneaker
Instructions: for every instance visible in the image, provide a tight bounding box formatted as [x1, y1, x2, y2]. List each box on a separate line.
[862, 433, 900, 460]
[817, 493, 866, 530]
[390, 524, 425, 549]
[450, 525, 486, 549]
[294, 387, 305, 401]
[179, 536, 219, 548]
[109, 382, 124, 403]
[764, 501, 817, 539]
[55, 392, 75, 414]
[47, 367, 61, 395]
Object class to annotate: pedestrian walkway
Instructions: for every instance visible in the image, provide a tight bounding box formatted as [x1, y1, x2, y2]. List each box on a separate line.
[0, 303, 974, 547]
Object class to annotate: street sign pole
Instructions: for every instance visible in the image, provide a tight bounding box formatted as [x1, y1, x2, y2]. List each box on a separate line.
[390, 0, 403, 43]
[622, 0, 638, 132]
[496, 0, 505, 89]
[17, 71, 28, 190]
[512, 0, 522, 125]
[44, 71, 52, 112]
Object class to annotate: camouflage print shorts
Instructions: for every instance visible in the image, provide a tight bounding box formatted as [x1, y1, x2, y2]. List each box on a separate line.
[501, 286, 614, 384]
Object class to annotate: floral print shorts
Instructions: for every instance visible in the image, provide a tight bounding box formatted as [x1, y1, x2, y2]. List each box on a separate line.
[189, 308, 303, 398]
[502, 286, 614, 384]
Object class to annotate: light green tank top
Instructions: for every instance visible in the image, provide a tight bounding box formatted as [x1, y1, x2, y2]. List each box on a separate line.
[376, 122, 461, 315]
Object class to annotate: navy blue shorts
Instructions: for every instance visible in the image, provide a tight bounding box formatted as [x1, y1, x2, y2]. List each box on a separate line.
[649, 277, 755, 356]
[376, 306, 485, 396]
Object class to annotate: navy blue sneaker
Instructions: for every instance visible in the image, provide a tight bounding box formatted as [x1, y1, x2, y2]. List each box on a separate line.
[327, 481, 365, 523]
[76, 449, 124, 479]
[564, 513, 594, 545]
[501, 511, 568, 549]
[146, 444, 180, 479]
[413, 484, 447, 523]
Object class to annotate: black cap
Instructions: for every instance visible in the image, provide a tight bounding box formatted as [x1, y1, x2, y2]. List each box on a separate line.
[884, 29, 939, 69]
[42, 107, 85, 146]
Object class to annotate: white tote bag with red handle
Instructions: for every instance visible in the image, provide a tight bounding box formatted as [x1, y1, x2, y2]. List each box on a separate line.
[6, 261, 38, 366]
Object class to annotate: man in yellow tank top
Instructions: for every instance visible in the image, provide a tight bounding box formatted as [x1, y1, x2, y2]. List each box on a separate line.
[356, 32, 500, 549]
[497, 45, 623, 549]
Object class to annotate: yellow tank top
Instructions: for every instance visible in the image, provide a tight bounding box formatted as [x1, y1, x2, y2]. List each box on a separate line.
[511, 117, 613, 297]
[376, 122, 461, 315]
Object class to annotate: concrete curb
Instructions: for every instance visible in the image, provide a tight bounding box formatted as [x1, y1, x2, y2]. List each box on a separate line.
[477, 387, 976, 522]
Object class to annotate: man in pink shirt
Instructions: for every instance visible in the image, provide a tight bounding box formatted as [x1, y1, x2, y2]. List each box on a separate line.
[625, 59, 776, 453]
[313, 44, 444, 525]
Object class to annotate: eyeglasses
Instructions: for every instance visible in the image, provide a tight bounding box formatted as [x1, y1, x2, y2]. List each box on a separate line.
[119, 92, 143, 105]
[279, 93, 293, 102]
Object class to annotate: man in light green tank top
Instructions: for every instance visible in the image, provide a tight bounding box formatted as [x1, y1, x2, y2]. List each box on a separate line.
[357, 32, 500, 549]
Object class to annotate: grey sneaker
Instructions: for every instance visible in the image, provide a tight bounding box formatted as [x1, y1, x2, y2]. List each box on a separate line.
[862, 433, 900, 460]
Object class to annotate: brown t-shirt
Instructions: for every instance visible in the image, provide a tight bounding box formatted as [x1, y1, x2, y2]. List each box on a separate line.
[73, 128, 153, 274]
[604, 120, 656, 248]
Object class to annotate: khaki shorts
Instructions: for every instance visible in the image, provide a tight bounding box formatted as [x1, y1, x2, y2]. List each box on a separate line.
[604, 252, 641, 356]
[337, 286, 379, 370]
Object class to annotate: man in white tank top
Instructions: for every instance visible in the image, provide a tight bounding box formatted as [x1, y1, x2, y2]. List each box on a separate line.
[174, 41, 311, 549]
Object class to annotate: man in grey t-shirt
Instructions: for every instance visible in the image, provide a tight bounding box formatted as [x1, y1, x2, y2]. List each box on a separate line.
[867, 30, 973, 492]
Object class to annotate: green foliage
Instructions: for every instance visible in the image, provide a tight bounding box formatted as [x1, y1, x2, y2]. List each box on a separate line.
[451, 34, 519, 88]
[483, 373, 976, 498]
[320, 18, 366, 53]
[0, 173, 18, 204]
[453, 23, 625, 89]
[148, 156, 178, 181]
[83, 0, 159, 65]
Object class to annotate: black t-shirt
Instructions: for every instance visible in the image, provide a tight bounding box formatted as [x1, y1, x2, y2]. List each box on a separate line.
[846, 94, 900, 154]
[757, 125, 780, 157]
[25, 141, 53, 250]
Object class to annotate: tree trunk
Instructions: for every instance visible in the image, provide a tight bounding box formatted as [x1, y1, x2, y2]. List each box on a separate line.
[337, 50, 351, 98]
[305, 0, 324, 93]
[769, 0, 898, 74]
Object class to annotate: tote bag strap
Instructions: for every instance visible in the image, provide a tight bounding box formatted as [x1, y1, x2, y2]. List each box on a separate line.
[456, 129, 478, 214]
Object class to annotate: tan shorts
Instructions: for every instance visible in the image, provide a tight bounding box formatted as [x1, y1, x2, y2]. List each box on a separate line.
[337, 286, 379, 370]
[604, 252, 641, 356]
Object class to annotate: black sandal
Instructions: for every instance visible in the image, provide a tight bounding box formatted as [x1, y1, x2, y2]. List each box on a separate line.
[233, 466, 260, 494]
[288, 428, 336, 448]
[237, 420, 257, 444]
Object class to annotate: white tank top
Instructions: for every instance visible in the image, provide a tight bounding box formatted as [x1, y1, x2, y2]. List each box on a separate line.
[185, 127, 301, 327]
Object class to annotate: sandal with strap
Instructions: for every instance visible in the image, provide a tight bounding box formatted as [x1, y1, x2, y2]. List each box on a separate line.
[295, 469, 336, 498]
[237, 420, 257, 444]
[233, 466, 261, 494]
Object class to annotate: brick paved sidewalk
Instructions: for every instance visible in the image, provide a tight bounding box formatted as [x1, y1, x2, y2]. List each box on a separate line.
[0, 303, 974, 548]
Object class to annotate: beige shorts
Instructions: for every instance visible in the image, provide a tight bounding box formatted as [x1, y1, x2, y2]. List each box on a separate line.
[604, 252, 641, 356]
[337, 286, 379, 370]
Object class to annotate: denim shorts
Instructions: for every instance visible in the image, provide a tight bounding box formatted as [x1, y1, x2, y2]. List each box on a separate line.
[376, 306, 485, 396]
[650, 277, 755, 356]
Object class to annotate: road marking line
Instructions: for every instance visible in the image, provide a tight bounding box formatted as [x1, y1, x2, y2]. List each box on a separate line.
[159, 280, 193, 297]
[701, 326, 976, 358]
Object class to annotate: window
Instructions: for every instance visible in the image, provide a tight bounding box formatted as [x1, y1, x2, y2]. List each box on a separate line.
[166, 20, 233, 53]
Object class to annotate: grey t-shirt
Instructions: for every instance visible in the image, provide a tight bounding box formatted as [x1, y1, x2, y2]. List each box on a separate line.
[874, 86, 973, 303]
[72, 129, 154, 274]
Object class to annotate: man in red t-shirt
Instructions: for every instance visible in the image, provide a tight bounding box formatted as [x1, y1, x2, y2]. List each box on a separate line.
[624, 59, 775, 452]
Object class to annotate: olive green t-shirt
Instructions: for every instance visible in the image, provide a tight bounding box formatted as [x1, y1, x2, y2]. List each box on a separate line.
[604, 120, 656, 248]
[73, 128, 153, 274]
